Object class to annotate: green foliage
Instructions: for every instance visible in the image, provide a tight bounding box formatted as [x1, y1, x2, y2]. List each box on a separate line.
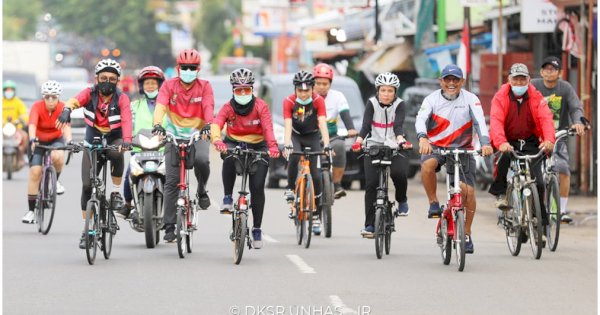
[3, 0, 44, 40]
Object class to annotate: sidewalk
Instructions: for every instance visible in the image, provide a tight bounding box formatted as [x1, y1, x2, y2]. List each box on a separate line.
[565, 195, 598, 227]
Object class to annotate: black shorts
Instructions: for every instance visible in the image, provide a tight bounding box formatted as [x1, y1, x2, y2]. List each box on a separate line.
[29, 138, 65, 167]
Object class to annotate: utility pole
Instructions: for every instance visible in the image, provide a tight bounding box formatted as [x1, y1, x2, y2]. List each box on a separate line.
[374, 0, 380, 45]
[497, 1, 503, 89]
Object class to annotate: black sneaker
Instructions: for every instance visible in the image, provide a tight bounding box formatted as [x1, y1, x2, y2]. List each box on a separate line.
[196, 192, 211, 210]
[519, 232, 528, 243]
[163, 224, 176, 242]
[110, 192, 124, 211]
[465, 235, 474, 254]
[427, 202, 442, 219]
[115, 204, 132, 219]
[334, 183, 346, 199]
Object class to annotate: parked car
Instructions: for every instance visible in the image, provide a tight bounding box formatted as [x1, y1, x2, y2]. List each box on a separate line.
[258, 73, 365, 189]
[203, 75, 231, 115]
[3, 71, 40, 107]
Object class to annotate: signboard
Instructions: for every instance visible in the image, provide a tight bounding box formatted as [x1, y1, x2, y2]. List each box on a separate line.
[460, 0, 495, 6]
[521, 0, 557, 33]
[321, 0, 369, 8]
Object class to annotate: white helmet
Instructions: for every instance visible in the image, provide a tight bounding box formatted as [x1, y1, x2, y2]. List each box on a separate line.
[95, 58, 122, 76]
[374, 72, 400, 89]
[41, 80, 62, 95]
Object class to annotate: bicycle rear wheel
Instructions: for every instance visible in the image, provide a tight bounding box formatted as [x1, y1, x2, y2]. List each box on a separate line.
[526, 184, 543, 259]
[102, 206, 115, 259]
[85, 201, 99, 265]
[321, 171, 333, 238]
[545, 176, 560, 251]
[505, 185, 522, 256]
[374, 207, 384, 259]
[384, 207, 392, 255]
[233, 212, 248, 265]
[176, 206, 186, 258]
[455, 211, 466, 272]
[302, 178, 314, 249]
[38, 167, 57, 235]
[440, 215, 452, 265]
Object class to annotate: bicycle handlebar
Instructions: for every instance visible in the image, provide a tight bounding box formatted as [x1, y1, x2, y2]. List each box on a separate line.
[226, 147, 270, 157]
[432, 148, 480, 156]
[165, 131, 201, 147]
[509, 148, 545, 160]
[35, 144, 82, 152]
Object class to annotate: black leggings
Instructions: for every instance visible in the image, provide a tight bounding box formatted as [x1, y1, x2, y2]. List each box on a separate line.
[80, 138, 124, 210]
[363, 154, 408, 227]
[222, 140, 269, 228]
[287, 132, 322, 201]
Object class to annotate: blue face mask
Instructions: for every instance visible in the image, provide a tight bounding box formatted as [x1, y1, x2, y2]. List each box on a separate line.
[179, 69, 198, 83]
[511, 85, 528, 97]
[234, 94, 252, 105]
[145, 90, 158, 99]
[296, 97, 312, 105]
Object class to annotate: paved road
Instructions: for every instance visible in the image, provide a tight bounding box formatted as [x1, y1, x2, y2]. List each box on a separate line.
[3, 150, 597, 315]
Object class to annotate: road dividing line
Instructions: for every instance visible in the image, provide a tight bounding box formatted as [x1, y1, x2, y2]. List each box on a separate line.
[286, 254, 316, 274]
[329, 295, 357, 315]
[262, 234, 279, 243]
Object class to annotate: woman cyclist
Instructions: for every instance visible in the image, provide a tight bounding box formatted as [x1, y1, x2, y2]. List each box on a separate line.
[282, 70, 331, 233]
[351, 72, 409, 237]
[22, 80, 72, 224]
[211, 68, 280, 249]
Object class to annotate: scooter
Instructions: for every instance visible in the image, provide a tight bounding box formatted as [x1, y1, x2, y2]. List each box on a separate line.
[3, 119, 25, 180]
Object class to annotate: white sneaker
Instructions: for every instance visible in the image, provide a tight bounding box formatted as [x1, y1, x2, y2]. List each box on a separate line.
[22, 211, 35, 224]
[56, 180, 65, 195]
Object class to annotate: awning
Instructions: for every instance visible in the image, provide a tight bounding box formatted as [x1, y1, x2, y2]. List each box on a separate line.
[355, 42, 415, 76]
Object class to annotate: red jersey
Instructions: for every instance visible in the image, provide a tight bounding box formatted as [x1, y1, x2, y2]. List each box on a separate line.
[283, 93, 326, 135]
[29, 100, 64, 142]
[212, 98, 277, 148]
[155, 77, 215, 129]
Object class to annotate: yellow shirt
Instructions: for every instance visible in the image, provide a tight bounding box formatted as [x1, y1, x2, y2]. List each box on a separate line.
[2, 97, 28, 124]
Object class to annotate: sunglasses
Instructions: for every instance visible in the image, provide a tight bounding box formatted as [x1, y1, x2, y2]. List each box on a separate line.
[180, 65, 198, 71]
[99, 76, 118, 84]
[43, 95, 59, 100]
[442, 76, 461, 83]
[233, 87, 252, 95]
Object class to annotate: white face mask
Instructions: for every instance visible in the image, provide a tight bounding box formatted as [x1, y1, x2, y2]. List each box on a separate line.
[145, 90, 158, 99]
[179, 69, 198, 83]
[4, 91, 15, 99]
[234, 94, 252, 105]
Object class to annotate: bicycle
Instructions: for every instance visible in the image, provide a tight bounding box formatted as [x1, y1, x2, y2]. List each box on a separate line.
[285, 147, 326, 249]
[82, 137, 121, 265]
[224, 145, 269, 264]
[501, 148, 545, 260]
[360, 143, 410, 259]
[165, 132, 201, 258]
[433, 148, 480, 272]
[33, 142, 81, 235]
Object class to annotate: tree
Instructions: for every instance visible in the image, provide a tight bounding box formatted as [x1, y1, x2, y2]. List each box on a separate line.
[3, 0, 44, 40]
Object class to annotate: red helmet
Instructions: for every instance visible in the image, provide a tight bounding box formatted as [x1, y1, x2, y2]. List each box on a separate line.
[137, 66, 165, 94]
[176, 49, 201, 66]
[313, 63, 334, 81]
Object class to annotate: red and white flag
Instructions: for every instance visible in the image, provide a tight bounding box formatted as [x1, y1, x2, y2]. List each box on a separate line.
[457, 20, 470, 79]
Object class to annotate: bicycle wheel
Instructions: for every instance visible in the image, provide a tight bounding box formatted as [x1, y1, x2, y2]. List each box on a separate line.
[186, 206, 194, 253]
[505, 185, 522, 256]
[440, 216, 452, 265]
[233, 212, 248, 265]
[545, 176, 561, 251]
[302, 178, 314, 249]
[526, 184, 543, 260]
[143, 193, 157, 248]
[102, 206, 115, 260]
[176, 206, 186, 258]
[85, 200, 99, 265]
[295, 180, 304, 245]
[374, 207, 384, 259]
[384, 207, 392, 255]
[38, 167, 57, 235]
[321, 171, 333, 238]
[455, 211, 466, 272]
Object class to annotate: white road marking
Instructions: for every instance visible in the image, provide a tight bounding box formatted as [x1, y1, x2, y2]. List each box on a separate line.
[329, 295, 357, 315]
[262, 233, 279, 243]
[286, 254, 316, 274]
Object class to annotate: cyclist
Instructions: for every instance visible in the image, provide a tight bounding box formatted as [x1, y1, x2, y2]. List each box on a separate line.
[22, 81, 73, 224]
[351, 72, 409, 237]
[211, 68, 280, 249]
[152, 49, 215, 242]
[489, 63, 555, 239]
[313, 63, 358, 198]
[117, 66, 167, 220]
[282, 70, 331, 234]
[56, 58, 133, 249]
[415, 65, 493, 254]
[531, 56, 586, 224]
[3, 80, 29, 169]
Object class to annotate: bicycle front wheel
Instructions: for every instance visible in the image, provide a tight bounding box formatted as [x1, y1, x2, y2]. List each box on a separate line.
[505, 185, 522, 256]
[455, 211, 466, 272]
[38, 167, 57, 235]
[384, 207, 392, 255]
[546, 176, 560, 251]
[526, 184, 543, 260]
[176, 206, 186, 258]
[374, 207, 384, 259]
[186, 207, 194, 254]
[302, 178, 314, 249]
[440, 216, 452, 265]
[102, 207, 115, 260]
[233, 212, 248, 265]
[85, 200, 99, 265]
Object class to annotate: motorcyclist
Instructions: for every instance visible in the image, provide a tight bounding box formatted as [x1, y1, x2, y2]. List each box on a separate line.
[3, 80, 29, 168]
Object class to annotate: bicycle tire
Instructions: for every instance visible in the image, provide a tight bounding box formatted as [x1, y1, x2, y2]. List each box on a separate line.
[85, 200, 99, 265]
[233, 212, 247, 265]
[102, 206, 114, 260]
[295, 179, 304, 245]
[384, 207, 392, 255]
[374, 207, 384, 259]
[176, 206, 185, 258]
[38, 166, 57, 235]
[143, 193, 157, 248]
[505, 185, 522, 256]
[440, 215, 452, 265]
[186, 206, 194, 253]
[6, 154, 14, 180]
[527, 184, 543, 260]
[302, 177, 314, 249]
[321, 171, 333, 238]
[546, 176, 561, 251]
[455, 211, 466, 272]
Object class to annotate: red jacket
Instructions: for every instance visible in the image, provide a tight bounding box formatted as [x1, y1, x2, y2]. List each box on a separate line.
[490, 83, 555, 148]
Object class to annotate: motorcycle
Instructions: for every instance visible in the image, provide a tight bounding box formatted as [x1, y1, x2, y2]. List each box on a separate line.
[3, 119, 25, 180]
[128, 129, 166, 248]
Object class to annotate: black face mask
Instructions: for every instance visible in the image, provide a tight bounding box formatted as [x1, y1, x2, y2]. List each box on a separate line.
[97, 82, 117, 96]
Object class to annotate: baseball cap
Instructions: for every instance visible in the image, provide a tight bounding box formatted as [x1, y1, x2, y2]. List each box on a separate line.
[440, 65, 464, 79]
[508, 63, 529, 78]
[541, 56, 561, 69]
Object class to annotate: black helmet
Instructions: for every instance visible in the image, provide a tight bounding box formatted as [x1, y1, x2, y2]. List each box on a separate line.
[293, 70, 315, 87]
